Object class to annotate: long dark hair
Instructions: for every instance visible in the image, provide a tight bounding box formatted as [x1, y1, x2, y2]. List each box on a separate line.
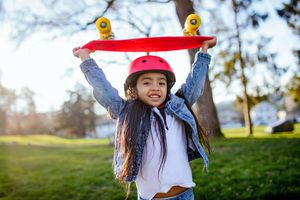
[118, 99, 150, 181]
[119, 84, 169, 183]
[119, 78, 211, 184]
[120, 79, 210, 200]
[175, 89, 211, 154]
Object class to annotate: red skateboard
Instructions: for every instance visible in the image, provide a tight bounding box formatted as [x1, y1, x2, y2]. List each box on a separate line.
[81, 36, 214, 52]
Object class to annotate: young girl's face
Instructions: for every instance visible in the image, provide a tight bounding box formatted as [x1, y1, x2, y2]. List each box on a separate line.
[136, 72, 167, 107]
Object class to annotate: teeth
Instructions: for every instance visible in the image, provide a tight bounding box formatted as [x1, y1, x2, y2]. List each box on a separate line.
[150, 95, 160, 98]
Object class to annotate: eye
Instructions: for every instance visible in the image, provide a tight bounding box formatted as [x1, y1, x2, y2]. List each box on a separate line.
[143, 82, 150, 85]
[159, 82, 166, 86]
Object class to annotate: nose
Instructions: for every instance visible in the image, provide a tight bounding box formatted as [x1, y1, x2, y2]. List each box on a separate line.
[151, 83, 160, 91]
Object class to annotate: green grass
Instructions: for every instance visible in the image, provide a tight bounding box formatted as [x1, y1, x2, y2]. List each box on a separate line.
[194, 138, 300, 199]
[0, 134, 109, 146]
[0, 125, 300, 200]
[223, 123, 300, 138]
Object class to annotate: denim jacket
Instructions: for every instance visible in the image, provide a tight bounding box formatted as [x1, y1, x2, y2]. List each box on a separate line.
[80, 52, 211, 182]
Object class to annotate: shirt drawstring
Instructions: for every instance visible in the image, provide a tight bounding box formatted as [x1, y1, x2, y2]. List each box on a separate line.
[158, 107, 168, 130]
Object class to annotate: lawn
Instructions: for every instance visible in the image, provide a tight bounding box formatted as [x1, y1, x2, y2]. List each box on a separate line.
[0, 124, 299, 200]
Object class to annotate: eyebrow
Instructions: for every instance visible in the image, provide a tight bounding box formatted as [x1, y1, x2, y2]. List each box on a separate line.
[141, 77, 167, 81]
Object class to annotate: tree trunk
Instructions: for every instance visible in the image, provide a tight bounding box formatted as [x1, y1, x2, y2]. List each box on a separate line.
[241, 73, 253, 135]
[232, 0, 253, 135]
[173, 0, 223, 137]
[0, 109, 6, 135]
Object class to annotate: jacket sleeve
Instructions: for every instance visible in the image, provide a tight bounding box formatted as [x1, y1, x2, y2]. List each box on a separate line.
[180, 52, 211, 106]
[80, 58, 124, 119]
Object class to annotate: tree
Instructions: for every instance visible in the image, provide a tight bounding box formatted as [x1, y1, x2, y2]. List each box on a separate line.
[286, 75, 300, 107]
[16, 87, 53, 135]
[0, 109, 5, 135]
[207, 0, 285, 135]
[0, 86, 54, 135]
[173, 0, 223, 137]
[0, 81, 16, 135]
[19, 87, 36, 115]
[277, 0, 300, 35]
[0, 0, 5, 21]
[276, 0, 300, 66]
[55, 84, 96, 137]
[284, 75, 299, 120]
[3, 0, 223, 137]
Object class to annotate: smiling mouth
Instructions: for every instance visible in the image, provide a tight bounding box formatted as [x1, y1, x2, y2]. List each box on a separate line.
[149, 95, 161, 100]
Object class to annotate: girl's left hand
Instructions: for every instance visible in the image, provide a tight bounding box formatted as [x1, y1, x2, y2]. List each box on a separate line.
[200, 36, 217, 52]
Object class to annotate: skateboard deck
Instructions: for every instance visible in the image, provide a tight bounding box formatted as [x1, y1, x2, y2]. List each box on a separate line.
[81, 36, 214, 52]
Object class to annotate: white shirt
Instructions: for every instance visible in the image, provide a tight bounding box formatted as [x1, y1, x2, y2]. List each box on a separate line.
[135, 107, 195, 200]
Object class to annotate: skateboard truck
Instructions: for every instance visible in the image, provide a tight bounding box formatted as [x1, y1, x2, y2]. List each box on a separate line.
[95, 17, 114, 40]
[82, 14, 213, 52]
[183, 14, 201, 36]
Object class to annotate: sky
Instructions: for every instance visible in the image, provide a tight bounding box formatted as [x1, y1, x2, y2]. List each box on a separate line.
[0, 4, 192, 113]
[0, 0, 298, 113]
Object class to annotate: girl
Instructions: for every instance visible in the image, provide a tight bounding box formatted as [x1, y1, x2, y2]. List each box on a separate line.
[73, 37, 216, 200]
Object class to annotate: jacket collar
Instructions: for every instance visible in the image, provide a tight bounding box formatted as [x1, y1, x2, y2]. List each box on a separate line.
[165, 94, 185, 115]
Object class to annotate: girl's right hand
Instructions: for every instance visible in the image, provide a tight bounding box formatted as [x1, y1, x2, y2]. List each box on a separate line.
[72, 47, 94, 61]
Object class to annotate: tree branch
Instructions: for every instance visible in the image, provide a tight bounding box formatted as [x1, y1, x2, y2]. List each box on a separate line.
[146, 0, 171, 2]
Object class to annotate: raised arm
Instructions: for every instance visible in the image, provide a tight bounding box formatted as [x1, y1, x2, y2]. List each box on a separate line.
[73, 48, 124, 119]
[180, 37, 216, 106]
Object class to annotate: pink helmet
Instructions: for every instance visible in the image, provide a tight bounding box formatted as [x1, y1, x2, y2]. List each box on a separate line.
[125, 55, 176, 88]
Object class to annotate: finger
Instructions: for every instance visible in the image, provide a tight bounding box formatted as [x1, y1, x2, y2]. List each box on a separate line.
[73, 47, 80, 52]
[72, 48, 80, 57]
[87, 48, 94, 53]
[72, 48, 78, 54]
[208, 37, 217, 47]
[201, 43, 208, 52]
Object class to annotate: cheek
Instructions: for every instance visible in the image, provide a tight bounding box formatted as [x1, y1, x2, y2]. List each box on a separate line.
[162, 86, 168, 94]
[136, 86, 145, 98]
[136, 83, 144, 92]
[161, 87, 168, 99]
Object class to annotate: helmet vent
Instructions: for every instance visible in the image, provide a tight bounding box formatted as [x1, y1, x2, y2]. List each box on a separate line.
[142, 60, 147, 63]
[159, 60, 164, 63]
